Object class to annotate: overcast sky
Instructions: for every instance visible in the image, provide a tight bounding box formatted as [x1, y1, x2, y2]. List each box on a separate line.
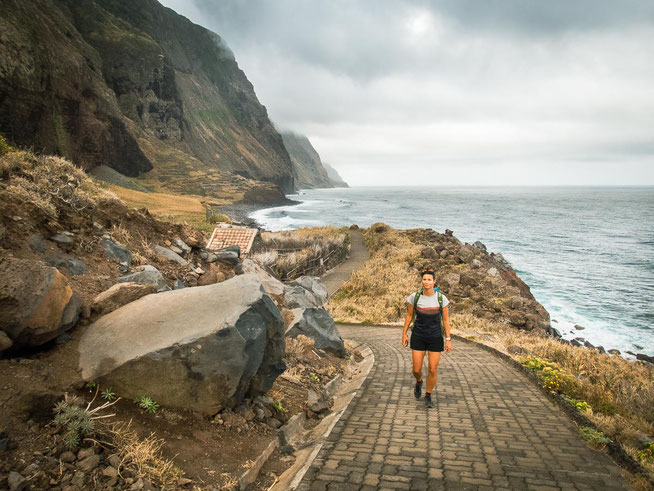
[159, 0, 654, 186]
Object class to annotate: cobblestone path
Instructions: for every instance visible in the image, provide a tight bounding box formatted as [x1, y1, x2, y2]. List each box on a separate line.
[299, 325, 629, 490]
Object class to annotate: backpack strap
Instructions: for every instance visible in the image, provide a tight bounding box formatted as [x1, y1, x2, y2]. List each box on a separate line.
[410, 287, 423, 329]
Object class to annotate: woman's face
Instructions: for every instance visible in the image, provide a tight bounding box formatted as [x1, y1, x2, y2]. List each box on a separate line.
[421, 274, 435, 290]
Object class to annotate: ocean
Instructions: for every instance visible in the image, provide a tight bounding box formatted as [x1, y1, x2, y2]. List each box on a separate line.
[251, 186, 654, 357]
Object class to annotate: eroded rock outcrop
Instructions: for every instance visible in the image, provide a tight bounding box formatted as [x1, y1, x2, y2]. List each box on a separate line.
[0, 256, 81, 350]
[286, 307, 346, 356]
[78, 274, 285, 415]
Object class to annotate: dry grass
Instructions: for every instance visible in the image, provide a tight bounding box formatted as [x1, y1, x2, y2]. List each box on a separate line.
[452, 311, 654, 478]
[329, 223, 423, 323]
[99, 421, 184, 487]
[254, 227, 349, 280]
[0, 151, 114, 219]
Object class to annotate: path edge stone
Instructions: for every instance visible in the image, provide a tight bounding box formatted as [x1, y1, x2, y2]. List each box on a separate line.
[268, 340, 375, 491]
[454, 334, 652, 485]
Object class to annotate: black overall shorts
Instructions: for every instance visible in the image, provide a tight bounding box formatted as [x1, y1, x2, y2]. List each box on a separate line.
[410, 307, 444, 352]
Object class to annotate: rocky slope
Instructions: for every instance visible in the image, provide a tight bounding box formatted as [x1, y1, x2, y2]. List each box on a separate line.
[281, 131, 348, 189]
[0, 0, 295, 198]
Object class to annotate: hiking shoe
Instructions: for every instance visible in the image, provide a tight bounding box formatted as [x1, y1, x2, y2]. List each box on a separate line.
[425, 393, 435, 408]
[414, 381, 423, 399]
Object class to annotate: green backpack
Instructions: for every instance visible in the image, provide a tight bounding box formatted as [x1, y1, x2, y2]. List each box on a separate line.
[410, 286, 445, 336]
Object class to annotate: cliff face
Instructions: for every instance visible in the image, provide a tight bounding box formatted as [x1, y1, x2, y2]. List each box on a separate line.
[281, 131, 348, 189]
[0, 0, 295, 195]
[323, 162, 349, 188]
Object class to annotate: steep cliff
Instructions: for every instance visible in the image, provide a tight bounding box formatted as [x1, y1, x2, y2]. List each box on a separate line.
[281, 131, 347, 189]
[323, 162, 349, 188]
[0, 0, 295, 197]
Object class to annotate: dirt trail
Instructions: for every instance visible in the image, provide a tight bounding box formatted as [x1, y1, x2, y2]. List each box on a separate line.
[321, 230, 369, 297]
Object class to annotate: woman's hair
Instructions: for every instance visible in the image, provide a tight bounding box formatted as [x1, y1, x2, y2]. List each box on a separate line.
[420, 267, 435, 280]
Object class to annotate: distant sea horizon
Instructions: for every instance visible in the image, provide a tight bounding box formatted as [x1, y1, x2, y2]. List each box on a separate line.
[251, 185, 654, 358]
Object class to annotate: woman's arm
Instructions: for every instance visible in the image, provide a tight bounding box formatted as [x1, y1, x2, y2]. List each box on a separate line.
[442, 305, 452, 353]
[402, 305, 414, 347]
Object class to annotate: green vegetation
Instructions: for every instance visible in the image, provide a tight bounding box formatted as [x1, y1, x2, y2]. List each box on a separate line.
[0, 135, 14, 155]
[272, 401, 287, 414]
[52, 393, 118, 450]
[562, 395, 591, 413]
[102, 387, 117, 402]
[636, 442, 654, 463]
[579, 426, 611, 447]
[309, 372, 320, 382]
[134, 395, 160, 414]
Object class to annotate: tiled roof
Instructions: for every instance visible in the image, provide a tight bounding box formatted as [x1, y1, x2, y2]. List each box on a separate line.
[206, 225, 258, 255]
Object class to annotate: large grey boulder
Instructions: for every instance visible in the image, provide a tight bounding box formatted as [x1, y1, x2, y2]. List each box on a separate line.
[283, 286, 321, 309]
[290, 276, 328, 305]
[154, 245, 188, 266]
[92, 282, 157, 316]
[119, 265, 169, 292]
[242, 259, 284, 298]
[0, 257, 81, 349]
[286, 307, 346, 356]
[78, 274, 285, 415]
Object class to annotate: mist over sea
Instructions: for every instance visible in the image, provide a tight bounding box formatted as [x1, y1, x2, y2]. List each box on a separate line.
[252, 186, 654, 357]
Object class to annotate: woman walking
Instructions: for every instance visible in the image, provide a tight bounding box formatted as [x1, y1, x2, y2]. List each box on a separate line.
[401, 268, 452, 408]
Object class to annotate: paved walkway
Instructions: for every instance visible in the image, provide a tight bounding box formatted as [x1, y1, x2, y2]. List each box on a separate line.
[298, 329, 629, 490]
[302, 229, 629, 490]
[321, 230, 370, 297]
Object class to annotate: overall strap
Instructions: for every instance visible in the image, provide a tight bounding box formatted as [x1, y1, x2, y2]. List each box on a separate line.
[410, 287, 423, 329]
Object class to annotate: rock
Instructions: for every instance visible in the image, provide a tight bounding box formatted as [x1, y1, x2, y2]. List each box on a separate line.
[508, 345, 530, 355]
[574, 324, 586, 330]
[77, 454, 100, 472]
[445, 229, 454, 237]
[197, 270, 219, 286]
[0, 331, 13, 352]
[508, 296, 523, 309]
[307, 389, 329, 414]
[459, 273, 477, 287]
[66, 258, 86, 276]
[546, 327, 562, 338]
[420, 246, 438, 260]
[290, 276, 328, 305]
[77, 447, 95, 460]
[283, 285, 321, 309]
[8, 471, 27, 491]
[28, 234, 48, 253]
[0, 432, 8, 451]
[456, 245, 476, 264]
[119, 265, 169, 292]
[490, 252, 511, 270]
[575, 337, 585, 343]
[71, 471, 86, 488]
[101, 236, 131, 268]
[508, 312, 526, 327]
[571, 339, 583, 347]
[607, 349, 621, 355]
[78, 274, 285, 415]
[177, 477, 193, 486]
[52, 232, 74, 246]
[634, 344, 644, 350]
[487, 267, 499, 278]
[170, 245, 184, 255]
[254, 407, 265, 420]
[636, 353, 654, 364]
[0, 257, 81, 348]
[254, 395, 274, 406]
[154, 245, 188, 266]
[194, 267, 205, 275]
[471, 258, 482, 269]
[93, 282, 157, 316]
[267, 418, 282, 429]
[222, 245, 241, 257]
[60, 451, 76, 462]
[441, 273, 460, 289]
[205, 252, 218, 263]
[286, 307, 346, 356]
[242, 259, 285, 298]
[108, 455, 121, 469]
[102, 466, 118, 478]
[597, 346, 606, 354]
[174, 239, 191, 253]
[215, 250, 239, 266]
[472, 241, 487, 252]
[173, 279, 185, 290]
[439, 249, 449, 258]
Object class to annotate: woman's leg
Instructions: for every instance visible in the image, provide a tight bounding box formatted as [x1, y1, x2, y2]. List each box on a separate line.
[425, 351, 442, 393]
[412, 350, 426, 381]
